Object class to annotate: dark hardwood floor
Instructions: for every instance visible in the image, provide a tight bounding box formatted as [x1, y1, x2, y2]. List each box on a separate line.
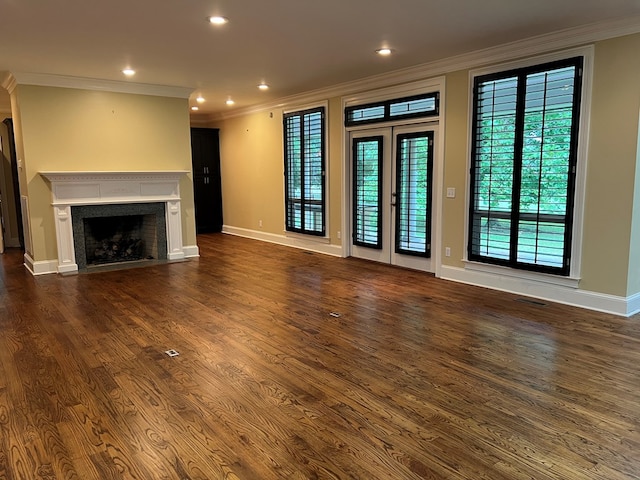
[1, 233, 640, 479]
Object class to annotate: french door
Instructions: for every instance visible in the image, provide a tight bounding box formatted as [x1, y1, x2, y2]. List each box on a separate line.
[350, 124, 435, 272]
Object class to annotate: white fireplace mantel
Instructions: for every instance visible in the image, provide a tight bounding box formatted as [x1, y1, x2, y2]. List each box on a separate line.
[41, 171, 190, 273]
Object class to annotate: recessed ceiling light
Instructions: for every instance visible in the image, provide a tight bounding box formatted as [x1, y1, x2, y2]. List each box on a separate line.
[226, 99, 235, 106]
[191, 106, 199, 111]
[258, 83, 269, 91]
[208, 16, 229, 25]
[376, 48, 393, 56]
[122, 68, 136, 76]
[196, 96, 205, 103]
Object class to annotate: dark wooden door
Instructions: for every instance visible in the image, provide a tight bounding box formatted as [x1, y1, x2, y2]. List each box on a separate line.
[2, 118, 24, 249]
[190, 128, 223, 233]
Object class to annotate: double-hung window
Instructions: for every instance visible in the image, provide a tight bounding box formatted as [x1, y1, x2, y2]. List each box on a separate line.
[468, 57, 583, 276]
[284, 106, 326, 236]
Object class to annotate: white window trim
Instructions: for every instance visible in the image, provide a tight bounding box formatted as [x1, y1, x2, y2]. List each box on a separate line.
[463, 45, 594, 286]
[283, 100, 330, 241]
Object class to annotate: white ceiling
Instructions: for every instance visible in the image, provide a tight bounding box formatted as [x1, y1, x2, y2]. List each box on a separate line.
[1, 0, 640, 117]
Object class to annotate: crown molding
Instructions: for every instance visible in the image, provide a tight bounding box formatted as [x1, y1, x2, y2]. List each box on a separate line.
[5, 72, 193, 99]
[1, 71, 18, 94]
[212, 14, 640, 121]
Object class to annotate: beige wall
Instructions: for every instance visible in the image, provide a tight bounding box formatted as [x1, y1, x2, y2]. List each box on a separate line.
[210, 32, 640, 300]
[213, 109, 283, 233]
[213, 98, 344, 244]
[441, 69, 470, 268]
[11, 84, 196, 262]
[580, 34, 640, 296]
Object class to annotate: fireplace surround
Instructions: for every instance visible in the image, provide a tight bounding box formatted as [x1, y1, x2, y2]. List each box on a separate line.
[41, 171, 189, 273]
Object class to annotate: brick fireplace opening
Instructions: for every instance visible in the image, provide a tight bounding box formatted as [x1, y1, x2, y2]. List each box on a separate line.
[71, 202, 167, 270]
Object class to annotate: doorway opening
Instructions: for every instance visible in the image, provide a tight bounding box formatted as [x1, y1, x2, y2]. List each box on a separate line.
[0, 118, 24, 253]
[349, 124, 438, 272]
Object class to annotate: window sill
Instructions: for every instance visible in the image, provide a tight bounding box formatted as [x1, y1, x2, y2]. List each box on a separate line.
[463, 260, 580, 289]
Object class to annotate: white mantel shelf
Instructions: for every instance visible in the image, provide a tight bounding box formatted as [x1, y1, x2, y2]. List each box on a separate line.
[40, 171, 190, 274]
[40, 171, 189, 206]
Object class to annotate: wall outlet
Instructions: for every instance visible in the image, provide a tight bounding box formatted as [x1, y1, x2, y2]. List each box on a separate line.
[337, 231, 341, 239]
[446, 187, 456, 198]
[445, 247, 451, 257]
[259, 220, 263, 228]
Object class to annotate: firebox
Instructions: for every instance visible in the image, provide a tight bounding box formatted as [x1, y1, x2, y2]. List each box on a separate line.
[71, 202, 167, 270]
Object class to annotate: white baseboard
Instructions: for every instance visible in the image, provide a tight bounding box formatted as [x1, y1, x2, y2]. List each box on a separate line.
[183, 245, 200, 258]
[24, 246, 200, 276]
[23, 253, 35, 274]
[625, 291, 640, 317]
[222, 225, 343, 257]
[440, 265, 636, 317]
[24, 253, 58, 275]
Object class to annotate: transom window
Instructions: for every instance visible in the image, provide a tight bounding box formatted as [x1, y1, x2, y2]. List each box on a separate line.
[345, 93, 439, 127]
[284, 106, 326, 236]
[468, 57, 583, 276]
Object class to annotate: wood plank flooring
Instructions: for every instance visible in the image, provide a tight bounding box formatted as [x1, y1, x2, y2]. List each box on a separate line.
[1, 233, 640, 479]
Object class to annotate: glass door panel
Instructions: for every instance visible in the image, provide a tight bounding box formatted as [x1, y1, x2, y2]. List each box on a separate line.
[350, 128, 392, 264]
[395, 132, 433, 257]
[353, 136, 383, 248]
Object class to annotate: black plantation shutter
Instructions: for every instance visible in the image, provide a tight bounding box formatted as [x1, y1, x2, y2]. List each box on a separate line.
[395, 132, 433, 257]
[284, 107, 325, 235]
[352, 136, 383, 248]
[469, 57, 582, 275]
[469, 75, 518, 263]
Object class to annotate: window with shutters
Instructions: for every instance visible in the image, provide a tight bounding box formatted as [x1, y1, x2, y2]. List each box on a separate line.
[284, 106, 326, 236]
[468, 57, 583, 276]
